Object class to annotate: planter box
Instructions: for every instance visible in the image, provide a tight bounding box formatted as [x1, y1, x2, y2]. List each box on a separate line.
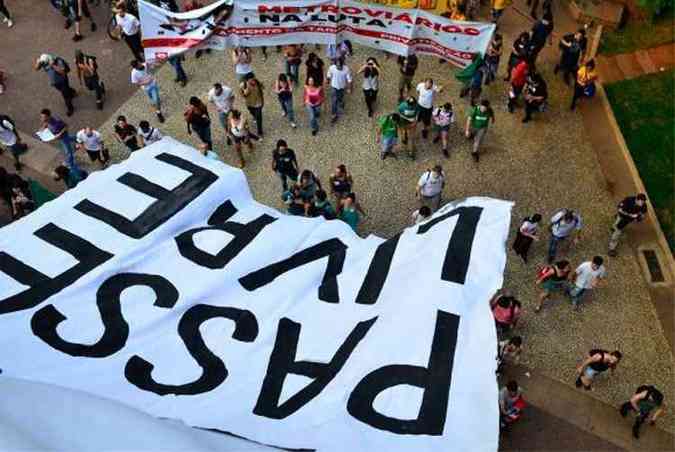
[566, 0, 625, 28]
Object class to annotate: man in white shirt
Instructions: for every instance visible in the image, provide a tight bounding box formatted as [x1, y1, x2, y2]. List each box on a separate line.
[138, 120, 163, 147]
[114, 4, 144, 62]
[326, 57, 352, 123]
[568, 256, 606, 310]
[75, 126, 107, 167]
[548, 208, 583, 263]
[131, 60, 165, 123]
[415, 165, 445, 212]
[416, 78, 443, 140]
[208, 82, 235, 141]
[0, 115, 25, 170]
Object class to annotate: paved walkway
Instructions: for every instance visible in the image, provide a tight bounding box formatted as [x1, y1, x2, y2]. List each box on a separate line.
[596, 43, 675, 84]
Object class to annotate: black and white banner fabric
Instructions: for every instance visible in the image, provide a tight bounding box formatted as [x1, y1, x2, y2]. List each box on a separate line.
[0, 138, 511, 451]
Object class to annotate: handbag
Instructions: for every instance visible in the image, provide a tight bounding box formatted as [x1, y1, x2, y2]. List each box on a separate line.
[583, 82, 596, 98]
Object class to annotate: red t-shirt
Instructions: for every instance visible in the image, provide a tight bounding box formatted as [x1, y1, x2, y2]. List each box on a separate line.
[512, 61, 529, 88]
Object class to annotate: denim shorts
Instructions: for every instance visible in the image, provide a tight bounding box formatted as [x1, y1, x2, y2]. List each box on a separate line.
[584, 366, 599, 379]
[145, 83, 161, 107]
[381, 135, 397, 153]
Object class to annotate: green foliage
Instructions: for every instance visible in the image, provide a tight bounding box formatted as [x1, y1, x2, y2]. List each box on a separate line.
[637, 0, 673, 18]
[599, 17, 674, 55]
[605, 70, 675, 251]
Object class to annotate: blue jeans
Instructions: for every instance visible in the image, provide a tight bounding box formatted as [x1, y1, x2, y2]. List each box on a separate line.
[59, 134, 84, 178]
[285, 61, 300, 85]
[547, 234, 566, 263]
[331, 87, 345, 117]
[279, 95, 295, 123]
[168, 56, 186, 82]
[145, 83, 161, 109]
[307, 104, 321, 132]
[567, 286, 587, 307]
[381, 135, 397, 156]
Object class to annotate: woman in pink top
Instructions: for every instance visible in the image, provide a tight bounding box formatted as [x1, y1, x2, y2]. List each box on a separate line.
[490, 289, 522, 338]
[304, 76, 324, 136]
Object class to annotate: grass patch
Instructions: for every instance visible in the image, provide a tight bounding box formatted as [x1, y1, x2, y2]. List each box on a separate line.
[605, 70, 675, 251]
[599, 15, 674, 55]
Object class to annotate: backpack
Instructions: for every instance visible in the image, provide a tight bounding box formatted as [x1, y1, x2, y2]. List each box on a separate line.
[55, 57, 71, 74]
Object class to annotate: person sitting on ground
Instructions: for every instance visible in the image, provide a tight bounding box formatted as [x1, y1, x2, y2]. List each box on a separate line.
[499, 380, 525, 429]
[490, 289, 521, 337]
[497, 336, 523, 375]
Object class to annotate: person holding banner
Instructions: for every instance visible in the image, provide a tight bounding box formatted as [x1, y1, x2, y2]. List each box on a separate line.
[327, 58, 353, 124]
[303, 77, 324, 136]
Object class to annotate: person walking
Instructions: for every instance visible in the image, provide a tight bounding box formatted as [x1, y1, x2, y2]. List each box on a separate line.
[272, 139, 298, 192]
[522, 70, 548, 123]
[490, 289, 521, 338]
[305, 52, 325, 85]
[397, 53, 418, 101]
[228, 109, 254, 168]
[131, 60, 165, 123]
[357, 57, 381, 117]
[138, 120, 163, 147]
[535, 259, 571, 312]
[0, 114, 26, 170]
[114, 3, 144, 62]
[240, 76, 265, 140]
[67, 0, 96, 42]
[167, 54, 188, 87]
[304, 77, 324, 136]
[491, 0, 511, 25]
[576, 349, 622, 391]
[527, 0, 552, 20]
[620, 386, 666, 439]
[376, 112, 400, 160]
[39, 109, 84, 178]
[75, 126, 107, 168]
[337, 193, 366, 233]
[0, 0, 13, 27]
[432, 103, 454, 158]
[465, 99, 495, 162]
[34, 54, 76, 116]
[485, 34, 503, 85]
[512, 213, 541, 263]
[528, 12, 554, 63]
[398, 96, 419, 160]
[232, 47, 253, 83]
[416, 78, 444, 140]
[507, 58, 529, 113]
[570, 59, 598, 110]
[568, 256, 606, 310]
[273, 74, 297, 128]
[416, 165, 445, 212]
[327, 57, 352, 124]
[608, 193, 648, 256]
[547, 208, 582, 263]
[328, 164, 354, 201]
[555, 29, 587, 85]
[208, 82, 234, 143]
[283, 44, 303, 86]
[504, 32, 530, 81]
[184, 96, 212, 151]
[113, 115, 140, 153]
[75, 50, 105, 110]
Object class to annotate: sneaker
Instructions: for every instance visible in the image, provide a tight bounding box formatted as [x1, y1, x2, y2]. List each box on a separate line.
[91, 22, 97, 32]
[96, 101, 103, 110]
[179, 79, 187, 87]
[632, 425, 640, 439]
[66, 108, 74, 117]
[290, 122, 297, 128]
[311, 130, 317, 136]
[442, 148, 449, 158]
[156, 112, 165, 123]
[472, 153, 479, 162]
[72, 34, 83, 42]
[64, 19, 72, 29]
[281, 111, 287, 117]
[7, 19, 13, 28]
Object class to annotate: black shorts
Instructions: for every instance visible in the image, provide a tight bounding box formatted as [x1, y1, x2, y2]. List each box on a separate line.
[417, 106, 432, 126]
[69, 0, 90, 21]
[85, 148, 101, 161]
[231, 134, 249, 145]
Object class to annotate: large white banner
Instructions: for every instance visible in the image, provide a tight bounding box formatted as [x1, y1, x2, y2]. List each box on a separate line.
[0, 138, 510, 451]
[140, 0, 495, 68]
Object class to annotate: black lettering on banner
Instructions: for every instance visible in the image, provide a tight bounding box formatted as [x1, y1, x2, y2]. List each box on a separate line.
[125, 304, 259, 396]
[347, 310, 459, 435]
[416, 206, 482, 285]
[239, 239, 347, 304]
[74, 153, 218, 239]
[30, 273, 178, 357]
[355, 233, 401, 305]
[254, 317, 377, 419]
[0, 223, 113, 315]
[175, 200, 277, 269]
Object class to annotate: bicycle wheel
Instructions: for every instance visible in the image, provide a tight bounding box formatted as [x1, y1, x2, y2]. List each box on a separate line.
[107, 15, 121, 40]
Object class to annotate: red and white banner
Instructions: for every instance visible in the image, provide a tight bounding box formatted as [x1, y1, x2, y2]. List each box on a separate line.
[139, 0, 495, 68]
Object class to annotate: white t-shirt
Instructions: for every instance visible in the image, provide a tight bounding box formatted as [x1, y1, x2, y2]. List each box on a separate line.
[416, 83, 440, 109]
[234, 51, 252, 75]
[208, 86, 234, 113]
[574, 261, 606, 289]
[417, 171, 444, 197]
[75, 129, 103, 151]
[0, 120, 17, 146]
[140, 127, 163, 145]
[116, 13, 140, 36]
[131, 66, 156, 91]
[327, 65, 352, 90]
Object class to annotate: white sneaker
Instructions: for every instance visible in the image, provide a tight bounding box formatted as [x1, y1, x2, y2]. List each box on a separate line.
[290, 122, 297, 128]
[7, 20, 13, 27]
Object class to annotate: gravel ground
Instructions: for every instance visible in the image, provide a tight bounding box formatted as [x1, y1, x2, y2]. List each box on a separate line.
[80, 11, 674, 435]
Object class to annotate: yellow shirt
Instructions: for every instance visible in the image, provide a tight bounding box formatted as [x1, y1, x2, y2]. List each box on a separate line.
[577, 66, 598, 86]
[492, 0, 511, 10]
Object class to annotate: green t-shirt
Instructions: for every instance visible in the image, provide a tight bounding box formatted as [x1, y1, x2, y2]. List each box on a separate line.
[470, 106, 493, 129]
[398, 101, 418, 122]
[378, 115, 398, 139]
[339, 207, 360, 232]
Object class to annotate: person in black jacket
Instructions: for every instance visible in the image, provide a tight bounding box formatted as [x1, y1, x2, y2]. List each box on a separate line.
[554, 29, 587, 85]
[522, 71, 548, 123]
